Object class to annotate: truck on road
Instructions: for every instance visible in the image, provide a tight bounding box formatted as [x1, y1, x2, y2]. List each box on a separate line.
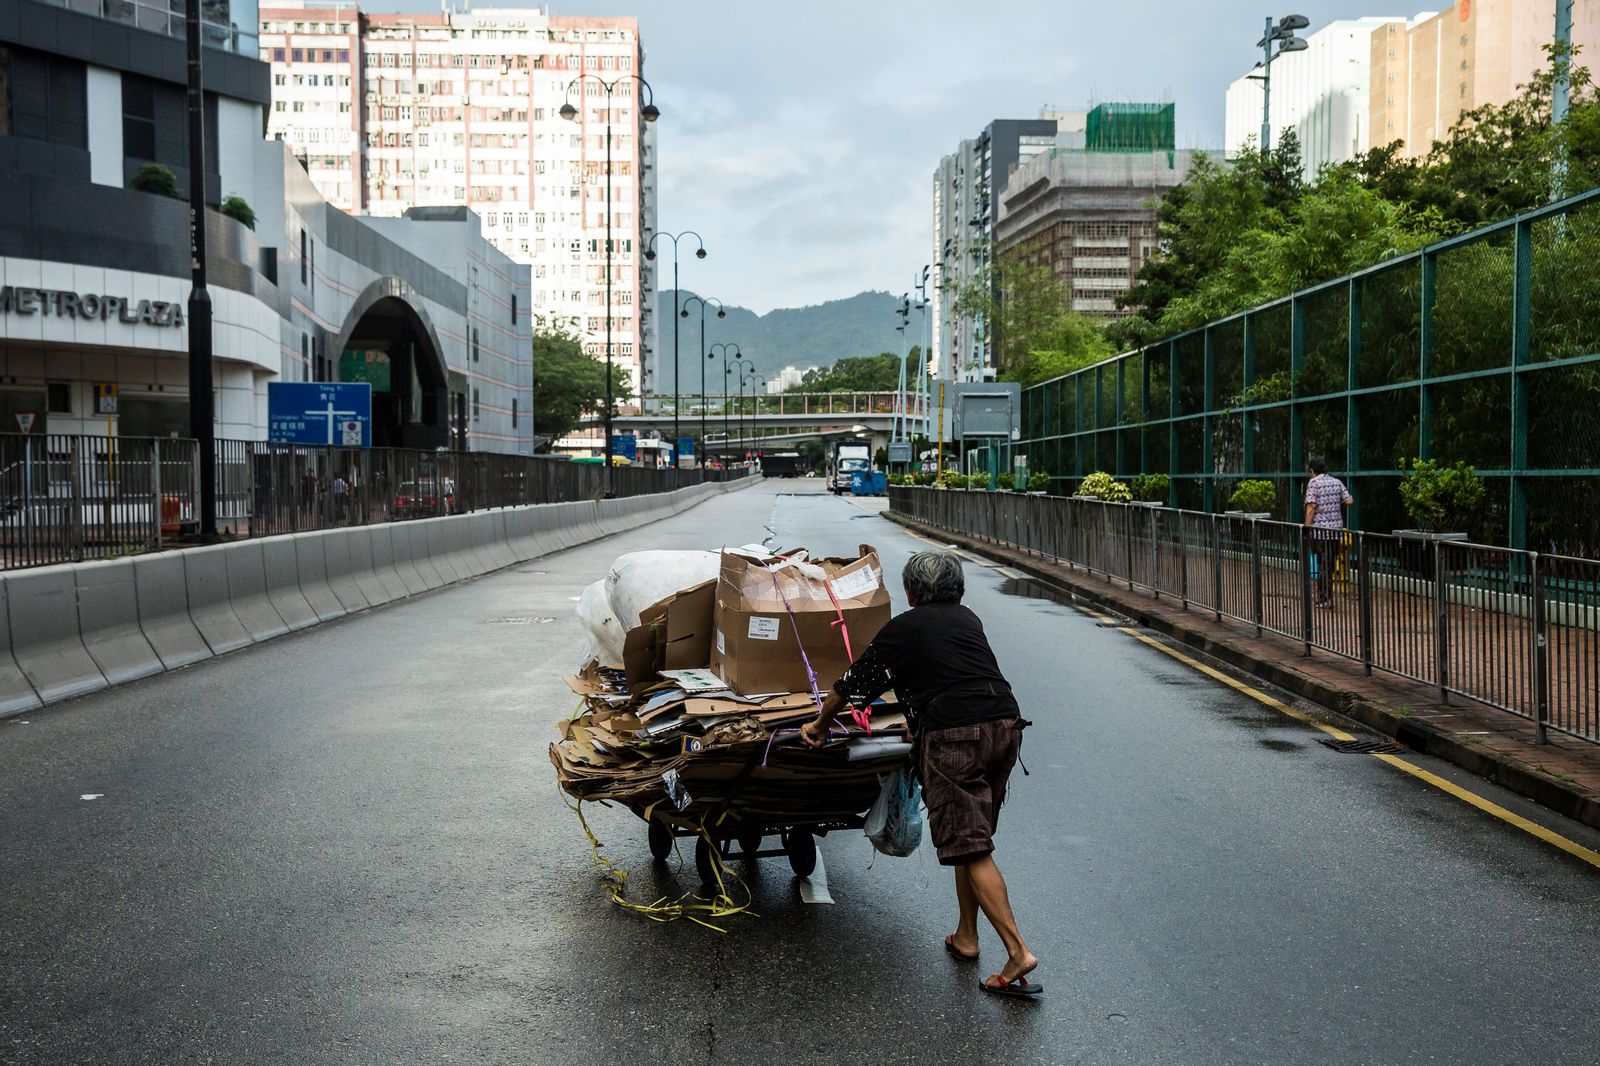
[759, 451, 804, 478]
[829, 442, 872, 494]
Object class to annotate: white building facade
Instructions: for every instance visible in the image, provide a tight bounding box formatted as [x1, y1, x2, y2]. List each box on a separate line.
[1225, 16, 1409, 175]
[260, 5, 655, 409]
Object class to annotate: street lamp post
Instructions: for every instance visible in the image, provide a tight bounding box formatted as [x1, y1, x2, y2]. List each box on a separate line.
[1248, 15, 1309, 153]
[707, 342, 741, 467]
[732, 357, 755, 467]
[184, 0, 215, 535]
[644, 231, 706, 471]
[560, 74, 660, 496]
[682, 296, 726, 468]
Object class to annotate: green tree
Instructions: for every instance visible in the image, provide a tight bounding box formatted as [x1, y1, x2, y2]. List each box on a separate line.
[948, 249, 1113, 386]
[532, 329, 633, 451]
[790, 353, 903, 392]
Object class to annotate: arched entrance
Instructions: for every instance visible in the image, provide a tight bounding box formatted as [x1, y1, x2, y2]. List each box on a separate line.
[332, 279, 452, 450]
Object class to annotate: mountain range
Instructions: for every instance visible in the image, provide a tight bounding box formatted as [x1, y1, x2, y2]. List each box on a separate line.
[651, 289, 905, 394]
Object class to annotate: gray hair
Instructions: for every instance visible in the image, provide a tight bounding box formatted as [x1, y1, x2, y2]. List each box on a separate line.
[902, 550, 965, 605]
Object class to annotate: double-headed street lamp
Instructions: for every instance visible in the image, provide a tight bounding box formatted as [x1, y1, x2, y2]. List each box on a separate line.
[731, 357, 756, 467]
[644, 231, 706, 469]
[1248, 15, 1308, 153]
[707, 342, 741, 466]
[683, 296, 726, 465]
[560, 73, 659, 494]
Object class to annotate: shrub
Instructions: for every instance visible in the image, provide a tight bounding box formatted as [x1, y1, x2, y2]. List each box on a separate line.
[995, 473, 1015, 491]
[220, 194, 256, 230]
[1028, 471, 1050, 492]
[1229, 479, 1277, 514]
[912, 471, 935, 486]
[1077, 471, 1133, 503]
[1399, 459, 1485, 533]
[1130, 472, 1170, 503]
[129, 163, 181, 200]
[937, 469, 963, 489]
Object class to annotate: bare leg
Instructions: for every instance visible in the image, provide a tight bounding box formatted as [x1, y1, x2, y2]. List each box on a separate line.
[966, 854, 1037, 982]
[948, 865, 980, 957]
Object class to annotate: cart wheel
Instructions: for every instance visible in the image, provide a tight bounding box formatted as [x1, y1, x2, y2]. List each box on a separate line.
[738, 831, 763, 860]
[694, 836, 720, 888]
[783, 829, 817, 878]
[648, 820, 673, 862]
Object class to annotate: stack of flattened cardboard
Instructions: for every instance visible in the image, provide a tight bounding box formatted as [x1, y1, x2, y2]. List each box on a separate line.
[551, 546, 911, 830]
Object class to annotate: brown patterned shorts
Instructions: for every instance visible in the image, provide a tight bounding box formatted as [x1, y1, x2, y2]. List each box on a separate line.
[920, 717, 1023, 866]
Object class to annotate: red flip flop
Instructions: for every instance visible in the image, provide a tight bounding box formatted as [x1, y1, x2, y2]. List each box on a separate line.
[980, 972, 1043, 998]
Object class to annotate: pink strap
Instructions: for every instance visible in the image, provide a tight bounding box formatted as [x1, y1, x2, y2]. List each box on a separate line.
[824, 578, 872, 735]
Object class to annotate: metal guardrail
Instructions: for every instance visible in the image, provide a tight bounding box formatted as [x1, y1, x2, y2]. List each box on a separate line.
[890, 485, 1600, 747]
[0, 433, 746, 571]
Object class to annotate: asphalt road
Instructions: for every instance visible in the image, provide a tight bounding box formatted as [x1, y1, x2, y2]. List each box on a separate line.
[4, 479, 1600, 1066]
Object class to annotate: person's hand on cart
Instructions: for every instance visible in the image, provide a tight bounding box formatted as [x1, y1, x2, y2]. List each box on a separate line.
[801, 690, 849, 748]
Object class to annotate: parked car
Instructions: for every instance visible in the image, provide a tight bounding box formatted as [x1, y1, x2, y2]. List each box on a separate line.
[393, 478, 458, 519]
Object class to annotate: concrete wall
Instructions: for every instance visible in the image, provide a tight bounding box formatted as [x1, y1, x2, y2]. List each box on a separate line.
[0, 475, 754, 717]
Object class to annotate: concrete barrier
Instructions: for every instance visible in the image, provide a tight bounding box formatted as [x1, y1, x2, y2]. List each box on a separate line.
[223, 541, 290, 643]
[344, 527, 395, 607]
[367, 524, 412, 601]
[320, 528, 370, 613]
[133, 551, 213, 668]
[424, 519, 463, 584]
[482, 512, 516, 571]
[0, 581, 43, 716]
[382, 522, 427, 595]
[6, 565, 107, 703]
[261, 537, 318, 632]
[75, 558, 165, 685]
[291, 533, 347, 624]
[395, 521, 444, 591]
[183, 544, 253, 655]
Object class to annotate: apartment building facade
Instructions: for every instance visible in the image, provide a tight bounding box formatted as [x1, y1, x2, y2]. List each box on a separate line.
[1371, 0, 1600, 156]
[260, 4, 656, 406]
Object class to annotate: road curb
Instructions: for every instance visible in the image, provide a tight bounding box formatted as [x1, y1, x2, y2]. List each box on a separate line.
[883, 508, 1600, 834]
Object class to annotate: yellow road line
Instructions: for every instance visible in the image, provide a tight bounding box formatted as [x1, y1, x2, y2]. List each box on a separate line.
[1371, 755, 1600, 869]
[1120, 627, 1600, 870]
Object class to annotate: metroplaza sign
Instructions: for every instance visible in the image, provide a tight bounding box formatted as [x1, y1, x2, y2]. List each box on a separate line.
[0, 286, 185, 328]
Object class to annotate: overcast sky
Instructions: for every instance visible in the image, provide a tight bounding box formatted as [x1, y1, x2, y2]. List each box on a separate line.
[398, 1, 1372, 312]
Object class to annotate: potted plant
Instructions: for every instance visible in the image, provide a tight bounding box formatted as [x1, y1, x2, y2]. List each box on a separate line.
[995, 472, 1015, 491]
[1227, 479, 1276, 520]
[1130, 473, 1170, 508]
[128, 163, 182, 200]
[1027, 471, 1051, 495]
[1075, 471, 1133, 503]
[1396, 459, 1482, 541]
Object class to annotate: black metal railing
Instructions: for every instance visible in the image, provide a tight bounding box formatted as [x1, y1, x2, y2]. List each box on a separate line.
[0, 433, 746, 570]
[890, 485, 1600, 747]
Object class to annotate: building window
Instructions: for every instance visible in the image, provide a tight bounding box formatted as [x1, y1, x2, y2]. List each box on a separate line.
[3, 48, 88, 148]
[471, 327, 480, 362]
[511, 398, 518, 428]
[46, 382, 71, 414]
[300, 229, 308, 284]
[472, 388, 480, 421]
[511, 294, 518, 325]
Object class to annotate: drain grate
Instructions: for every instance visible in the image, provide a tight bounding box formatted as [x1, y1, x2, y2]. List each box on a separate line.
[1319, 737, 1407, 755]
[485, 616, 556, 624]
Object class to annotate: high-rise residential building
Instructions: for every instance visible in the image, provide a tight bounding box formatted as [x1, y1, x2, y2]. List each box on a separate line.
[1371, 0, 1600, 157]
[995, 104, 1209, 321]
[932, 115, 1062, 382]
[1225, 16, 1410, 174]
[260, 4, 656, 407]
[765, 366, 813, 394]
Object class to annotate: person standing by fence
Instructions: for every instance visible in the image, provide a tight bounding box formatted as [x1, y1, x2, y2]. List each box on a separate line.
[1304, 457, 1353, 608]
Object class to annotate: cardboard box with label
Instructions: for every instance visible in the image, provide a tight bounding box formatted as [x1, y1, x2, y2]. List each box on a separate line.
[710, 545, 893, 696]
[621, 579, 716, 692]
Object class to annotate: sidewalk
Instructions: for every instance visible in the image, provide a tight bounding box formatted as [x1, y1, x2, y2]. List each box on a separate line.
[884, 509, 1600, 832]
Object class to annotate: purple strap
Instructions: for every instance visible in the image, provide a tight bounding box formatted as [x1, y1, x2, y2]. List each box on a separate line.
[768, 564, 824, 713]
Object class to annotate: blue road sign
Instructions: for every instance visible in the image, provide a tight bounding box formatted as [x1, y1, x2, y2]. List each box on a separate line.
[612, 433, 638, 461]
[677, 436, 695, 458]
[268, 382, 373, 447]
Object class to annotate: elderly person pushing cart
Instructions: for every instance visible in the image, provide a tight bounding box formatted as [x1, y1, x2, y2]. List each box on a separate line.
[801, 550, 1040, 998]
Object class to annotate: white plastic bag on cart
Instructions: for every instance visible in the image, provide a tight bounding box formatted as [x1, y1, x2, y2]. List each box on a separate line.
[604, 550, 721, 630]
[864, 767, 923, 857]
[575, 579, 627, 665]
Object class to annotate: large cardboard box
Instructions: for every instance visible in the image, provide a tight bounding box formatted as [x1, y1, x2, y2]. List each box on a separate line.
[710, 545, 892, 696]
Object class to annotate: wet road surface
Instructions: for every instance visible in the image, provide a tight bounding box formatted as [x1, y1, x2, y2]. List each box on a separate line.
[4, 479, 1600, 1065]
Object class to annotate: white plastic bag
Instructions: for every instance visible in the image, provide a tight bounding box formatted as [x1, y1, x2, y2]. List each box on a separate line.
[605, 550, 721, 629]
[864, 767, 923, 857]
[575, 579, 627, 664]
